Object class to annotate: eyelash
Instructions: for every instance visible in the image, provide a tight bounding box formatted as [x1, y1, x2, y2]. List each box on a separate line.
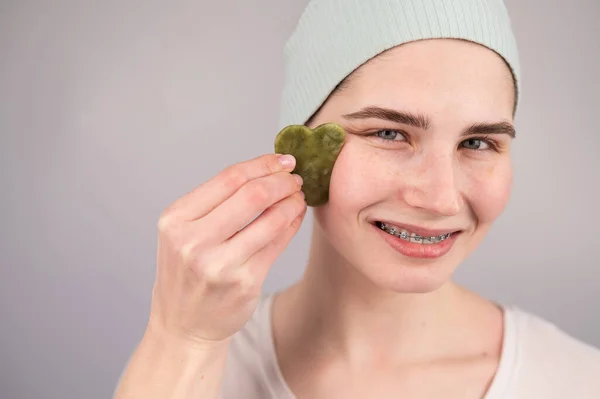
[368, 129, 499, 152]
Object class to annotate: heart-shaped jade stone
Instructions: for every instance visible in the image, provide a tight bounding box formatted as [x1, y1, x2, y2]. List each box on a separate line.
[274, 123, 346, 206]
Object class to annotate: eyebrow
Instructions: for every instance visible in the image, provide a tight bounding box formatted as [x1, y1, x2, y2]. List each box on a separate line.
[342, 106, 515, 138]
[463, 121, 516, 138]
[343, 106, 430, 130]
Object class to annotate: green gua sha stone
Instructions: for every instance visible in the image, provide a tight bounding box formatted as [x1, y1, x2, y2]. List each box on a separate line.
[274, 123, 346, 207]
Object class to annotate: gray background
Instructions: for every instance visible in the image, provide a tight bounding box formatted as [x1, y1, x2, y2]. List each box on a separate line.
[1, 0, 598, 398]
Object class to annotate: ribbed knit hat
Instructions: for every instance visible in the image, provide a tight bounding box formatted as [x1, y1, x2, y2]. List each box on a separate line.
[278, 0, 521, 130]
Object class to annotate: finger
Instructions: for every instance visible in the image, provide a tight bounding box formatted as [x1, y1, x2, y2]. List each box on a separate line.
[196, 171, 303, 245]
[243, 204, 308, 284]
[220, 191, 306, 266]
[160, 153, 296, 224]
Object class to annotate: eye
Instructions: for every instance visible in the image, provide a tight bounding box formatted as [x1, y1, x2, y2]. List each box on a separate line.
[374, 129, 407, 141]
[461, 138, 490, 150]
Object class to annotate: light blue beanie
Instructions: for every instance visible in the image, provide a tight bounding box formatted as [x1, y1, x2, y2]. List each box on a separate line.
[278, 0, 521, 130]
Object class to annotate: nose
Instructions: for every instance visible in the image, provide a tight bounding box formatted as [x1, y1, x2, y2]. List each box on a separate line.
[399, 153, 463, 217]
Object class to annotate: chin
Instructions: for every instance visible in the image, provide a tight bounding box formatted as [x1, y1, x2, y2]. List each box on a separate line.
[355, 256, 458, 294]
[344, 226, 466, 295]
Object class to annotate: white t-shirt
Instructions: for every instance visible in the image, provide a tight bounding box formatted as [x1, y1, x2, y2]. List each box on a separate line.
[219, 294, 600, 399]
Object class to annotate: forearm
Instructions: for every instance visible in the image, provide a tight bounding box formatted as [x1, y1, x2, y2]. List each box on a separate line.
[113, 327, 230, 399]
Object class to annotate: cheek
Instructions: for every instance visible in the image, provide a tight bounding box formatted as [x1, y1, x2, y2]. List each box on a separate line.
[315, 141, 386, 230]
[327, 141, 385, 210]
[319, 137, 513, 230]
[465, 159, 513, 224]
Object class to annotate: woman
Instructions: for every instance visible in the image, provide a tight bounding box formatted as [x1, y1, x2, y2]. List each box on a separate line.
[114, 0, 600, 398]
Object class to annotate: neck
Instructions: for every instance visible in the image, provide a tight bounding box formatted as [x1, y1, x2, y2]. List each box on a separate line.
[274, 219, 499, 368]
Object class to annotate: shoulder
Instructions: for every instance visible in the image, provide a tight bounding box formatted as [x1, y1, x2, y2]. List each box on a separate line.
[505, 306, 600, 398]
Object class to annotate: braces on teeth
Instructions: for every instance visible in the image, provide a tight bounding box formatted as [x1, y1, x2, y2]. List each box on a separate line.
[376, 222, 452, 243]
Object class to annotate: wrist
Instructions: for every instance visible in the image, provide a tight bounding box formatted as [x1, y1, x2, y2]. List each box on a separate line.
[143, 319, 231, 358]
[114, 322, 230, 399]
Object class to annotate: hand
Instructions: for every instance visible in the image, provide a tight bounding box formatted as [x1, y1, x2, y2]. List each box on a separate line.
[146, 153, 306, 346]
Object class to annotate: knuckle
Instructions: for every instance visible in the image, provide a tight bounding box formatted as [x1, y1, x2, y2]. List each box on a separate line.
[271, 211, 290, 232]
[285, 193, 305, 216]
[280, 171, 296, 188]
[202, 262, 223, 285]
[157, 210, 180, 235]
[270, 193, 305, 231]
[293, 192, 306, 210]
[157, 215, 171, 233]
[231, 268, 258, 297]
[179, 240, 200, 264]
[180, 238, 213, 267]
[222, 165, 247, 190]
[245, 182, 271, 205]
[289, 216, 303, 230]
[196, 247, 230, 285]
[289, 197, 306, 227]
[260, 155, 280, 176]
[287, 175, 303, 195]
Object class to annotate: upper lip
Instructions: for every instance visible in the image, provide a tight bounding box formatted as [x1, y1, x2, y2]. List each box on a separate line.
[372, 219, 462, 237]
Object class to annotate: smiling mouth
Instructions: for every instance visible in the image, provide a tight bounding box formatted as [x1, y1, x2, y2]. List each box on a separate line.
[374, 221, 455, 244]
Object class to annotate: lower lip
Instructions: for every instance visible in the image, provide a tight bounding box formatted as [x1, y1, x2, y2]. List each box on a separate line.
[371, 223, 459, 259]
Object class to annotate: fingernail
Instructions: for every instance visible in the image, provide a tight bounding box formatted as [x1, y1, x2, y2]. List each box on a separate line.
[293, 174, 303, 186]
[277, 154, 295, 169]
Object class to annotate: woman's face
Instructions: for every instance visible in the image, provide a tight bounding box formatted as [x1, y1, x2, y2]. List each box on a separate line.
[309, 39, 516, 293]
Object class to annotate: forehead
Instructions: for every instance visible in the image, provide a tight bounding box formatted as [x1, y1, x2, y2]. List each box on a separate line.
[337, 39, 516, 122]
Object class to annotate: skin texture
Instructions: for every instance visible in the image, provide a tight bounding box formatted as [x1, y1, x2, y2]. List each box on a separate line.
[309, 39, 515, 294]
[114, 153, 307, 399]
[272, 38, 517, 398]
[112, 38, 517, 399]
[274, 123, 346, 206]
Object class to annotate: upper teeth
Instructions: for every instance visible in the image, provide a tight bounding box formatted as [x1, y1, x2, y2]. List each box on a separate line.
[377, 222, 452, 244]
